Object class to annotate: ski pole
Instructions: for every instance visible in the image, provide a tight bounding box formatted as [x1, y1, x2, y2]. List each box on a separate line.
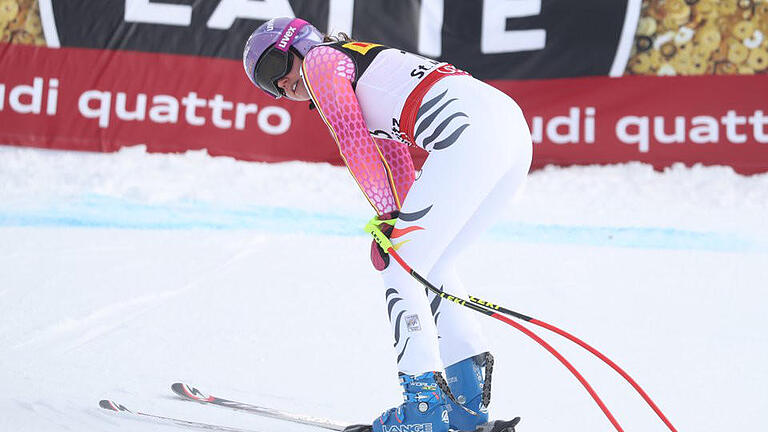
[367, 220, 677, 431]
[466, 295, 678, 432]
[363, 221, 625, 432]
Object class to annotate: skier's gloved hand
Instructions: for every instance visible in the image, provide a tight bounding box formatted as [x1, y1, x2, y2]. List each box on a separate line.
[365, 211, 398, 271]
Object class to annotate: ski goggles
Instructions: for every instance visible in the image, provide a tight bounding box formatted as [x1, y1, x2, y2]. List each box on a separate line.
[253, 18, 310, 99]
[253, 47, 294, 99]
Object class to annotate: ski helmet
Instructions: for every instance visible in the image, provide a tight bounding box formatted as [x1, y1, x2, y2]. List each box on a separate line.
[243, 17, 323, 99]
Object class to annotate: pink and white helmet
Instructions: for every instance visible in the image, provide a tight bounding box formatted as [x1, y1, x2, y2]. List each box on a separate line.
[242, 17, 323, 98]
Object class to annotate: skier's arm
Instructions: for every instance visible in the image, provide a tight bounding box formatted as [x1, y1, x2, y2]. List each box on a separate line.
[301, 46, 401, 215]
[372, 137, 415, 205]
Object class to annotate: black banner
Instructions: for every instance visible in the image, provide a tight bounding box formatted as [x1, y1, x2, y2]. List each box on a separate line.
[441, 0, 630, 79]
[48, 0, 636, 80]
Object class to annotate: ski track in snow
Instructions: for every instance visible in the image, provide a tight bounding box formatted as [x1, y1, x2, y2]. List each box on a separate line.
[12, 290, 180, 352]
[9, 234, 269, 355]
[0, 145, 766, 432]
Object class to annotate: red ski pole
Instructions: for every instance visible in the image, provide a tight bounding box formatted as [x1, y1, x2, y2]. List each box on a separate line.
[365, 220, 677, 431]
[467, 295, 677, 432]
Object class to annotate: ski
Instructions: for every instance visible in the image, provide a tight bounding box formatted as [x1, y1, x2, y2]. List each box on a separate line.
[171, 382, 350, 431]
[99, 399, 262, 432]
[170, 383, 520, 432]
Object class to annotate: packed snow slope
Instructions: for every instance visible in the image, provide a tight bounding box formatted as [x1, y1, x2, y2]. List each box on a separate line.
[1, 145, 766, 432]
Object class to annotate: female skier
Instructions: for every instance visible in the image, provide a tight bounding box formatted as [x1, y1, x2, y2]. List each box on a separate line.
[243, 17, 532, 432]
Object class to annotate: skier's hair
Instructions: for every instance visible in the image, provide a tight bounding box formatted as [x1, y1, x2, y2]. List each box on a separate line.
[323, 32, 355, 43]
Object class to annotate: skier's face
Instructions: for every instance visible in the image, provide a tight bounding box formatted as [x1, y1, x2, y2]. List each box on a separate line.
[276, 53, 310, 102]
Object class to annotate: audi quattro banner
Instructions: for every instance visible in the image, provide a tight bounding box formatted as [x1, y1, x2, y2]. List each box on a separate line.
[493, 74, 768, 173]
[1, 0, 767, 174]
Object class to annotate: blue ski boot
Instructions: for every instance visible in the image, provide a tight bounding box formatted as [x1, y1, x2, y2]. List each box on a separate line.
[444, 352, 494, 431]
[371, 371, 450, 432]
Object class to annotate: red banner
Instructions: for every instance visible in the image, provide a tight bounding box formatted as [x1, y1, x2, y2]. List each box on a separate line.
[2, 44, 767, 173]
[493, 75, 768, 174]
[0, 43, 340, 163]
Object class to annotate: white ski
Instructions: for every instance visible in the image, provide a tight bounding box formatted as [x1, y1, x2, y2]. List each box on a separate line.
[171, 382, 353, 431]
[99, 399, 263, 432]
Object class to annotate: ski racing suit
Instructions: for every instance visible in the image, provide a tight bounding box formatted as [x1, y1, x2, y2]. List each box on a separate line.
[301, 41, 533, 375]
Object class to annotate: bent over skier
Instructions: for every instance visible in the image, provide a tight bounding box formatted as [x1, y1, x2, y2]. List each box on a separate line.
[243, 17, 532, 432]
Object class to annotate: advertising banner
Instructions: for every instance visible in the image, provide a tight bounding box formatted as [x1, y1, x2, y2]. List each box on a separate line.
[1, 0, 767, 173]
[0, 41, 343, 163]
[42, 0, 636, 79]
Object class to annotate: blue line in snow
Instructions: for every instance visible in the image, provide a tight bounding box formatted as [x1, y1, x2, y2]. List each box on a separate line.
[0, 195, 764, 253]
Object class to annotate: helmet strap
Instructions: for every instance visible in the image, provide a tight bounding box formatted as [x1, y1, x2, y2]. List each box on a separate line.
[274, 18, 310, 53]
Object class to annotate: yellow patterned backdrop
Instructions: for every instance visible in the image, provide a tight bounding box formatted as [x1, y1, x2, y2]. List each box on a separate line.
[626, 0, 768, 75]
[1, 0, 45, 45]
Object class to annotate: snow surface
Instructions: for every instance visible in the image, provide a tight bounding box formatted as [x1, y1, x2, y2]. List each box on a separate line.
[0, 145, 766, 432]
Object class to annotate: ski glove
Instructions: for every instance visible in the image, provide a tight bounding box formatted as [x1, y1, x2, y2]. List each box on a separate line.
[365, 211, 398, 271]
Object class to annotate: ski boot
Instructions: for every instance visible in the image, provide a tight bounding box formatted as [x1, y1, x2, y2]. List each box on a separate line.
[444, 352, 519, 432]
[369, 371, 451, 432]
[345, 418, 520, 432]
[342, 364, 519, 432]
